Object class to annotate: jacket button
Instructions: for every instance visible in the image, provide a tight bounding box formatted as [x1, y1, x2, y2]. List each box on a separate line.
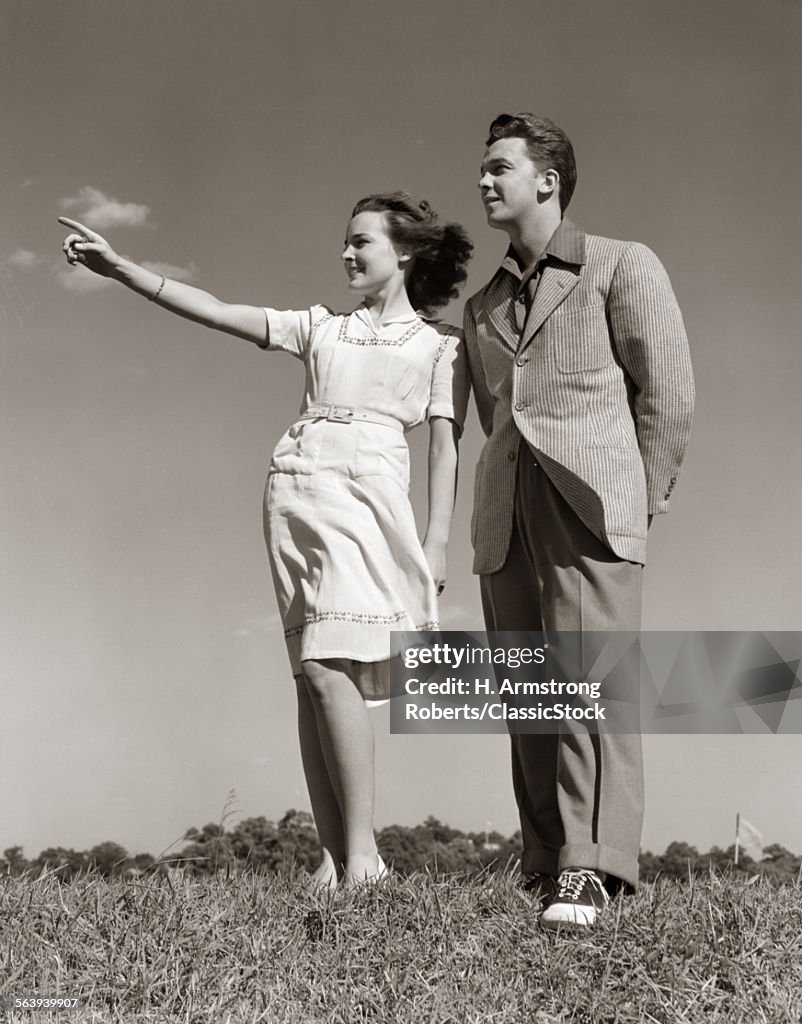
[507, 451, 516, 461]
[514, 401, 527, 411]
[516, 355, 528, 366]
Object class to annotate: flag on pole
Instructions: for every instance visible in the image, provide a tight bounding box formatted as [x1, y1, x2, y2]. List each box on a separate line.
[736, 814, 764, 862]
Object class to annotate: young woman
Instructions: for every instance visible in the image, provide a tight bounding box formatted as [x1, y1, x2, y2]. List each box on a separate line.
[60, 193, 472, 888]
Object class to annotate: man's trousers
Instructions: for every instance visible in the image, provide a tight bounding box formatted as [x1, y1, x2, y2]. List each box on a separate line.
[480, 445, 644, 889]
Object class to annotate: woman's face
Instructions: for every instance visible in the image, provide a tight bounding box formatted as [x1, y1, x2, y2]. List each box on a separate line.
[342, 211, 407, 297]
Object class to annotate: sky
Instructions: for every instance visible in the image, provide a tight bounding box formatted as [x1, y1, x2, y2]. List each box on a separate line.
[2, 0, 801, 864]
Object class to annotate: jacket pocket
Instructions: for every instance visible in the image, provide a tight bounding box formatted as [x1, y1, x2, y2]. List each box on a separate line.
[549, 306, 612, 374]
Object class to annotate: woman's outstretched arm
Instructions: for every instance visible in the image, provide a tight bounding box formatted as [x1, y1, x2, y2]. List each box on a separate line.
[59, 217, 267, 345]
[422, 416, 460, 596]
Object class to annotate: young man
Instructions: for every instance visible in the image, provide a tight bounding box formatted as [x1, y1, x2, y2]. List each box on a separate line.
[464, 113, 694, 928]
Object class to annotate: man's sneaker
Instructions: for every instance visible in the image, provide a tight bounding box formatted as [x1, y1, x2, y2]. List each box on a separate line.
[539, 868, 609, 929]
[522, 873, 558, 906]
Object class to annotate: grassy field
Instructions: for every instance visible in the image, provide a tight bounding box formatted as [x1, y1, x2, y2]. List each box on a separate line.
[1, 867, 800, 1023]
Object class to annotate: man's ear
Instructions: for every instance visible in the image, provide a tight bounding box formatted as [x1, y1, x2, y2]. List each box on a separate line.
[538, 169, 560, 199]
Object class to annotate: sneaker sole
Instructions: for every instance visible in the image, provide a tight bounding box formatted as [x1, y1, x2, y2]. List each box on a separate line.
[540, 909, 598, 929]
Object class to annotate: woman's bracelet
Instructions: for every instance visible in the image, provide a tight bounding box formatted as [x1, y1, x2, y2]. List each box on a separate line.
[149, 275, 166, 302]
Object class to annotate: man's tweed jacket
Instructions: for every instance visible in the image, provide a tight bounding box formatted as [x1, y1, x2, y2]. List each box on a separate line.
[464, 221, 695, 571]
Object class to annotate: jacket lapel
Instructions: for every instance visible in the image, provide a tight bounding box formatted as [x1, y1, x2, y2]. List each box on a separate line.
[484, 271, 520, 354]
[520, 262, 582, 350]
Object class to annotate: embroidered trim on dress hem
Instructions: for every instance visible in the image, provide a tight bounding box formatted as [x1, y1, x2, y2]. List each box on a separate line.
[284, 611, 439, 638]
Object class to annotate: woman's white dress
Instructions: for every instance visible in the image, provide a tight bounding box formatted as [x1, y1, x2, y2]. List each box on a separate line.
[259, 304, 468, 700]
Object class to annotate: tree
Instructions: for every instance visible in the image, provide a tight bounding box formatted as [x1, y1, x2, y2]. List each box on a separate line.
[88, 842, 130, 877]
[638, 849, 663, 882]
[277, 809, 319, 871]
[228, 816, 283, 871]
[176, 823, 235, 875]
[2, 846, 30, 875]
[420, 816, 463, 845]
[377, 824, 433, 873]
[657, 841, 701, 878]
[34, 847, 89, 880]
[129, 852, 156, 874]
[759, 843, 801, 882]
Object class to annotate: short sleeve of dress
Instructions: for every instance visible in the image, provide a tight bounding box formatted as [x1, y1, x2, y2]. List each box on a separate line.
[259, 304, 331, 361]
[428, 328, 470, 436]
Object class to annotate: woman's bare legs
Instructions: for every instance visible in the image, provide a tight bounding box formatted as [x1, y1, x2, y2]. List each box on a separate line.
[295, 675, 346, 888]
[301, 658, 382, 885]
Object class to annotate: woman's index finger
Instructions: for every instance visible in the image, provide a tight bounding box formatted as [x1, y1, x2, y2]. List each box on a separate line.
[57, 216, 97, 239]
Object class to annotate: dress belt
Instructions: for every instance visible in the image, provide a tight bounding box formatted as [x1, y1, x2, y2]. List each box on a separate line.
[298, 403, 405, 432]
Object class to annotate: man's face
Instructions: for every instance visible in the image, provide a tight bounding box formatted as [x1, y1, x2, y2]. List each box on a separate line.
[478, 136, 547, 228]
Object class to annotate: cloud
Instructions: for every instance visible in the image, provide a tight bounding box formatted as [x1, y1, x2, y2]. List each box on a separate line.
[141, 260, 197, 283]
[60, 186, 150, 230]
[7, 248, 41, 270]
[56, 265, 113, 293]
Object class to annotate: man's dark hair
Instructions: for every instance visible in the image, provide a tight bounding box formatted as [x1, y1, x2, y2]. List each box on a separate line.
[486, 113, 577, 213]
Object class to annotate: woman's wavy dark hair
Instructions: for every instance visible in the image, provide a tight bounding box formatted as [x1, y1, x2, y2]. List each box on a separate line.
[350, 192, 473, 315]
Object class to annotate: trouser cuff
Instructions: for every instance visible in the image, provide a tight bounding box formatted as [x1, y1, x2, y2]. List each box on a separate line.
[558, 842, 639, 891]
[520, 849, 560, 878]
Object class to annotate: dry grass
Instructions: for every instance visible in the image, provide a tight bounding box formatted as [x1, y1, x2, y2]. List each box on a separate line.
[1, 867, 800, 1023]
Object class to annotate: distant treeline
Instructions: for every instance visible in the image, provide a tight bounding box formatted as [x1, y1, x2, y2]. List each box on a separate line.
[3, 813, 799, 883]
